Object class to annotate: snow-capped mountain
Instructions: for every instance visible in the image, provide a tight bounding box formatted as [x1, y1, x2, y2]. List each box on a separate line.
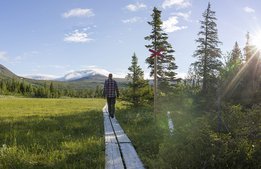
[57, 69, 108, 81]
[23, 68, 125, 81]
[24, 75, 58, 81]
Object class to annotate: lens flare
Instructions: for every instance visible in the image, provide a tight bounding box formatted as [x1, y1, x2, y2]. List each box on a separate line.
[221, 46, 260, 98]
[252, 31, 261, 51]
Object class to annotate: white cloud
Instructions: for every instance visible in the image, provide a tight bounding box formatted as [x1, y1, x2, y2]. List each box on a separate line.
[0, 51, 8, 61]
[172, 11, 191, 21]
[126, 2, 147, 11]
[243, 6, 255, 13]
[162, 0, 191, 9]
[63, 8, 94, 18]
[64, 29, 92, 43]
[162, 16, 187, 33]
[122, 17, 143, 24]
[22, 74, 59, 81]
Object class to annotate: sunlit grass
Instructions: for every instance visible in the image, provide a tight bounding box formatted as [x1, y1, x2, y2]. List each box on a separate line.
[116, 95, 200, 168]
[0, 98, 105, 169]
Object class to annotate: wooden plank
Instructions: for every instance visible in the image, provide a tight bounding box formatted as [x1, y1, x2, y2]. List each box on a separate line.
[104, 110, 124, 168]
[120, 143, 144, 169]
[105, 143, 125, 169]
[103, 104, 144, 169]
[111, 118, 131, 143]
[104, 113, 117, 143]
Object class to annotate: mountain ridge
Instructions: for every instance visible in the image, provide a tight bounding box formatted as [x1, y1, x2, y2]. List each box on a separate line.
[0, 64, 19, 79]
[23, 68, 124, 81]
[0, 64, 128, 89]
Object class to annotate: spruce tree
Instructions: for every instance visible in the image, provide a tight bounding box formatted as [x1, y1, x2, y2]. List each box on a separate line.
[241, 32, 261, 104]
[224, 42, 242, 76]
[221, 42, 243, 101]
[50, 82, 54, 93]
[145, 7, 178, 89]
[127, 53, 149, 106]
[230, 42, 243, 65]
[244, 32, 252, 62]
[192, 2, 222, 95]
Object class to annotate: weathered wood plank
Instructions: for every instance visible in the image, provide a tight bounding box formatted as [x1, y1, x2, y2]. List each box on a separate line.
[120, 143, 144, 169]
[111, 118, 131, 143]
[105, 143, 125, 169]
[103, 104, 144, 169]
[104, 112, 124, 168]
[104, 113, 117, 143]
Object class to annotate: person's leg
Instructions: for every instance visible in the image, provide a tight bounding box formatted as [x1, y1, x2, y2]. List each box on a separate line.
[107, 97, 112, 115]
[111, 97, 116, 118]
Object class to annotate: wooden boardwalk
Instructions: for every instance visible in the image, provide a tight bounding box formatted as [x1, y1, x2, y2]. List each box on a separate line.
[103, 105, 144, 169]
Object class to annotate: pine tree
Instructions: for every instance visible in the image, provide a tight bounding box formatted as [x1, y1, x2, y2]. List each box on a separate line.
[230, 42, 243, 65]
[0, 80, 7, 94]
[127, 53, 150, 106]
[224, 42, 243, 76]
[244, 32, 252, 62]
[145, 7, 178, 88]
[50, 82, 54, 93]
[19, 82, 25, 94]
[241, 32, 261, 105]
[192, 2, 222, 95]
[221, 42, 243, 101]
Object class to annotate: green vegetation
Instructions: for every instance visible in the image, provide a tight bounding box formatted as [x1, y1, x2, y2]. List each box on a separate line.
[145, 7, 178, 87]
[115, 4, 260, 168]
[124, 53, 153, 107]
[0, 78, 106, 98]
[0, 98, 105, 169]
[117, 88, 260, 169]
[191, 2, 222, 96]
[0, 64, 127, 98]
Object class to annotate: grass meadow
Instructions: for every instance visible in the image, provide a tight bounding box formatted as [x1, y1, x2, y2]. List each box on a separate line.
[116, 98, 196, 169]
[0, 98, 106, 169]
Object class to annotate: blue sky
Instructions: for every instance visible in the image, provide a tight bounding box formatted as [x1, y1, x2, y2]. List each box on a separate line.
[0, 0, 260, 79]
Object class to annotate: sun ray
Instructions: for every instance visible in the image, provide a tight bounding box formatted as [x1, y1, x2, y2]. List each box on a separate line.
[221, 47, 261, 98]
[252, 31, 261, 51]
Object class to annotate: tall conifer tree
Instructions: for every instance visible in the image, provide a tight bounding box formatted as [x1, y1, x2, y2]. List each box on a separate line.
[192, 2, 222, 95]
[127, 53, 149, 106]
[145, 7, 178, 88]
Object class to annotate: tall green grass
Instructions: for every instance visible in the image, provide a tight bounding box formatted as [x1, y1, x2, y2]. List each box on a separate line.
[0, 98, 105, 169]
[116, 103, 166, 168]
[116, 96, 260, 169]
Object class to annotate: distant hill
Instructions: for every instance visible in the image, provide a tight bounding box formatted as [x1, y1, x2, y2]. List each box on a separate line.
[0, 64, 19, 79]
[0, 64, 128, 89]
[56, 69, 108, 81]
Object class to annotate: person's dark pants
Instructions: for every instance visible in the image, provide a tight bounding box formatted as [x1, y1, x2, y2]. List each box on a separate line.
[107, 97, 116, 118]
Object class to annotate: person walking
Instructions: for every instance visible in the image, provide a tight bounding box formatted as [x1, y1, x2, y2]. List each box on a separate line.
[103, 73, 119, 118]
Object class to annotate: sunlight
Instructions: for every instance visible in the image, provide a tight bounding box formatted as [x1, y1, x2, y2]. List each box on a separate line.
[252, 30, 261, 51]
[221, 44, 260, 98]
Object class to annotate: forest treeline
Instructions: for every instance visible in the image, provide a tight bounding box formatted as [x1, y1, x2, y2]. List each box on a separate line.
[0, 79, 104, 98]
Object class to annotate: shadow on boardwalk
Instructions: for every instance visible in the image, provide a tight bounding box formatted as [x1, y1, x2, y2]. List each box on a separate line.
[103, 105, 144, 169]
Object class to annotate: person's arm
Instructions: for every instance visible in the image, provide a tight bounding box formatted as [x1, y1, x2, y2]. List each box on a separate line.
[103, 80, 107, 98]
[115, 81, 119, 98]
